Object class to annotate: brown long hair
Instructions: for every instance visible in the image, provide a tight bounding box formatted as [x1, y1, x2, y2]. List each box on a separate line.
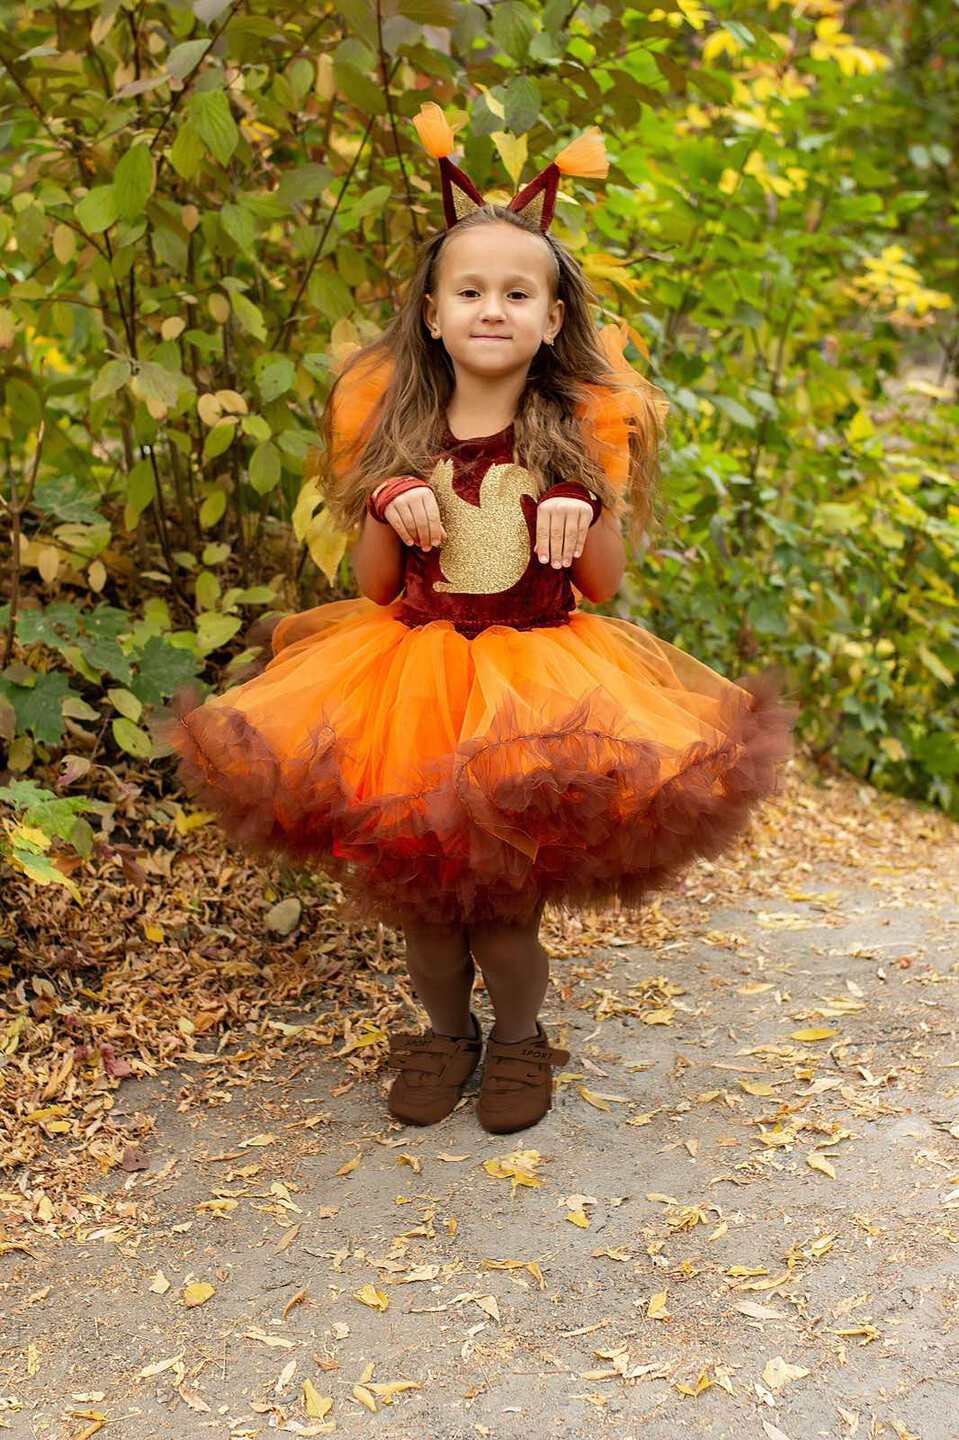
[316, 205, 666, 550]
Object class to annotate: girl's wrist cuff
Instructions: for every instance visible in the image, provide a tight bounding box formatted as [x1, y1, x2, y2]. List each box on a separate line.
[368, 476, 432, 523]
[538, 482, 603, 527]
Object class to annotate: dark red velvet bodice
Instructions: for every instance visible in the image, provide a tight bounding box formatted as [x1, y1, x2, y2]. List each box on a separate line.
[394, 422, 576, 638]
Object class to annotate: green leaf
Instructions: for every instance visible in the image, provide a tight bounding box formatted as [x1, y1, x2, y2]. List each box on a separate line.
[32, 476, 104, 526]
[276, 164, 334, 208]
[0, 671, 71, 745]
[112, 716, 153, 759]
[249, 440, 282, 495]
[192, 89, 239, 167]
[504, 75, 541, 135]
[170, 119, 205, 181]
[309, 269, 353, 323]
[257, 357, 296, 404]
[91, 358, 132, 403]
[242, 414, 272, 442]
[75, 185, 118, 235]
[199, 489, 228, 528]
[134, 361, 185, 412]
[167, 39, 211, 80]
[125, 458, 156, 529]
[334, 61, 386, 114]
[917, 645, 954, 687]
[196, 612, 243, 654]
[203, 419, 237, 461]
[712, 395, 756, 429]
[221, 202, 256, 254]
[108, 687, 143, 722]
[133, 636, 201, 708]
[492, 1, 536, 61]
[195, 570, 221, 611]
[230, 290, 268, 342]
[394, 0, 457, 22]
[114, 143, 155, 221]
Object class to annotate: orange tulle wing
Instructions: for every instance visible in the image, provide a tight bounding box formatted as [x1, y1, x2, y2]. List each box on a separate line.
[155, 599, 797, 928]
[328, 348, 394, 481]
[577, 321, 669, 499]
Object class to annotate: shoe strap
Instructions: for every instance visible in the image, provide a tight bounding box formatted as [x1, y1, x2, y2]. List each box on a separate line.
[387, 1029, 480, 1076]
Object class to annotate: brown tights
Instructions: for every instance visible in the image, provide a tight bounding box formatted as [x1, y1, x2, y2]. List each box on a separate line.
[401, 898, 549, 1045]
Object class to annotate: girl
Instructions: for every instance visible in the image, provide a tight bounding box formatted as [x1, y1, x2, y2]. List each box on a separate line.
[156, 108, 797, 1137]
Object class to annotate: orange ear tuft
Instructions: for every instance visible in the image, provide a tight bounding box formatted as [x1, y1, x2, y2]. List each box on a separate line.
[554, 128, 609, 180]
[412, 102, 456, 160]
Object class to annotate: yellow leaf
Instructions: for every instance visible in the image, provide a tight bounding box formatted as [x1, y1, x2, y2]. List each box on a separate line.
[336, 1154, 361, 1177]
[144, 923, 164, 942]
[302, 1379, 333, 1418]
[197, 1197, 238, 1217]
[807, 1153, 837, 1179]
[490, 131, 528, 187]
[148, 1271, 171, 1294]
[475, 1294, 500, 1322]
[641, 1007, 675, 1026]
[482, 1149, 544, 1191]
[762, 1355, 811, 1390]
[182, 1281, 215, 1308]
[577, 1085, 611, 1112]
[367, 1380, 421, 1402]
[353, 1383, 378, 1412]
[566, 1209, 590, 1228]
[353, 1283, 389, 1311]
[647, 1290, 670, 1319]
[138, 1355, 183, 1378]
[790, 1027, 838, 1042]
[675, 1368, 713, 1396]
[304, 507, 348, 586]
[739, 1079, 778, 1097]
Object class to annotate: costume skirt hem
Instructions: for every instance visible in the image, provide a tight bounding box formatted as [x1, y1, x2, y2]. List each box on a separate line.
[154, 659, 797, 928]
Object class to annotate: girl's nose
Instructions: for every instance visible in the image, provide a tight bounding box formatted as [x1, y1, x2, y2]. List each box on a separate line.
[480, 296, 506, 321]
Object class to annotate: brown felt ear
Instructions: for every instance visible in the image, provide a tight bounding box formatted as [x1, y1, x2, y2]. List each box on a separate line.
[439, 157, 486, 229]
[507, 163, 560, 232]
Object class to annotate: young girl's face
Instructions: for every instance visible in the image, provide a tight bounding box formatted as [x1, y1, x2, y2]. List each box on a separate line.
[423, 221, 565, 382]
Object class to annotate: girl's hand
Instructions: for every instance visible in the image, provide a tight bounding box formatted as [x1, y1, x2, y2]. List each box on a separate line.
[535, 495, 593, 568]
[383, 485, 447, 551]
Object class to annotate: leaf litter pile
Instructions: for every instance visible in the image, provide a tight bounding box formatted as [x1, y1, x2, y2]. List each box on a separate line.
[1, 752, 958, 1437]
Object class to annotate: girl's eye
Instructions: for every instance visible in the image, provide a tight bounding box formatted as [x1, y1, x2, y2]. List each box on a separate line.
[509, 291, 528, 300]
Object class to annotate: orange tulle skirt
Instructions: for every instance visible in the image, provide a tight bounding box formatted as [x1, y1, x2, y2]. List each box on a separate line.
[155, 597, 798, 928]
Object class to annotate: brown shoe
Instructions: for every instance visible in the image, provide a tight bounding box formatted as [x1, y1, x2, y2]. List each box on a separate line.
[386, 1011, 483, 1126]
[476, 1021, 569, 1135]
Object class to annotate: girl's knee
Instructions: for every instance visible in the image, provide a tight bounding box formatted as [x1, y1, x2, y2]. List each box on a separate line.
[467, 923, 546, 973]
[403, 922, 471, 971]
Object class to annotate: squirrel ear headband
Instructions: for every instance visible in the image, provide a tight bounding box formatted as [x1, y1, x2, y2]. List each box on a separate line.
[411, 103, 609, 232]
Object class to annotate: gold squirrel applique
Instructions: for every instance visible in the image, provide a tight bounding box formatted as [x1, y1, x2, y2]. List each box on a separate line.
[429, 457, 540, 595]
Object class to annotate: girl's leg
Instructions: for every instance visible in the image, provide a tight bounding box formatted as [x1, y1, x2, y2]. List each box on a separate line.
[402, 920, 476, 1038]
[466, 898, 549, 1044]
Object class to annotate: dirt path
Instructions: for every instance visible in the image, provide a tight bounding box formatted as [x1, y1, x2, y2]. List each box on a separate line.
[2, 764, 958, 1439]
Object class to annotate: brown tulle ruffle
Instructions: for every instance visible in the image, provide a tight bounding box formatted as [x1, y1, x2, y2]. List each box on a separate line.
[153, 666, 797, 929]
